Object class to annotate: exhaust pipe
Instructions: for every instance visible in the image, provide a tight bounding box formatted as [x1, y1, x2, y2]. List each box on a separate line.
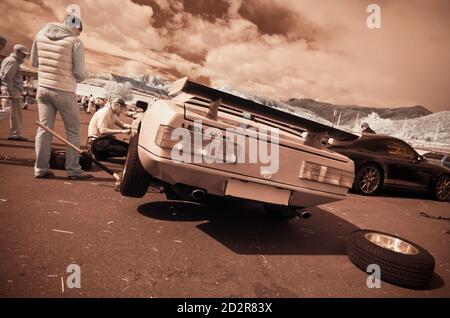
[300, 211, 311, 219]
[191, 189, 206, 200]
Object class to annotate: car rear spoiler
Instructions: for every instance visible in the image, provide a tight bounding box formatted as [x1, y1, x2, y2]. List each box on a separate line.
[169, 77, 359, 145]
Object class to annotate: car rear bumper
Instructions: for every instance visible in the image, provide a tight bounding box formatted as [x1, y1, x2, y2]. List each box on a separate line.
[138, 145, 348, 207]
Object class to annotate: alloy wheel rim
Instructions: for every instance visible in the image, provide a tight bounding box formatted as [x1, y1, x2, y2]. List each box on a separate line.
[365, 232, 419, 255]
[436, 176, 450, 201]
[359, 167, 380, 194]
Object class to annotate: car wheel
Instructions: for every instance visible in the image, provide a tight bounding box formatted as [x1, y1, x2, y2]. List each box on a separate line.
[355, 164, 382, 195]
[347, 229, 435, 289]
[263, 203, 299, 220]
[434, 174, 450, 201]
[120, 133, 151, 198]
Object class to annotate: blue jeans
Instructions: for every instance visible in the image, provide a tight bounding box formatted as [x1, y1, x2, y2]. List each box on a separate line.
[34, 87, 82, 176]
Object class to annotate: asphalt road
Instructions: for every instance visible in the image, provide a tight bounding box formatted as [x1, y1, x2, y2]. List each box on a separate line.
[0, 105, 449, 298]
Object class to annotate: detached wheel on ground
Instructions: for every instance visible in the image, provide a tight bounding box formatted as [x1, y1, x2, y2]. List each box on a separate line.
[49, 149, 92, 171]
[120, 133, 151, 198]
[434, 174, 450, 201]
[354, 163, 383, 195]
[263, 203, 299, 220]
[347, 229, 435, 289]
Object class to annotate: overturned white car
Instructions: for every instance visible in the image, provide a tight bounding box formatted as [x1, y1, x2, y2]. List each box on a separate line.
[120, 78, 356, 219]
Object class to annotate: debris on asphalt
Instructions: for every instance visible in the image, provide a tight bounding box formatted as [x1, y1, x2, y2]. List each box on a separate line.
[174, 240, 183, 243]
[0, 199, 7, 202]
[63, 182, 72, 185]
[261, 255, 269, 265]
[122, 286, 130, 292]
[301, 228, 315, 234]
[152, 247, 158, 252]
[47, 275, 58, 278]
[52, 229, 74, 235]
[103, 230, 112, 234]
[57, 200, 78, 206]
[420, 212, 450, 222]
[107, 221, 114, 225]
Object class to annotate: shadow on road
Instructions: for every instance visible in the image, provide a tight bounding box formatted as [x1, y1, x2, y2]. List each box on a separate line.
[349, 189, 434, 201]
[138, 199, 359, 256]
[138, 199, 446, 290]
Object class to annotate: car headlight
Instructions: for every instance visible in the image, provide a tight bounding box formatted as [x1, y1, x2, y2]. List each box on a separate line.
[298, 161, 354, 188]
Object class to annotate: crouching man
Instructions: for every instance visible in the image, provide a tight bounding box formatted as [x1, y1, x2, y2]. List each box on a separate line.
[87, 98, 131, 161]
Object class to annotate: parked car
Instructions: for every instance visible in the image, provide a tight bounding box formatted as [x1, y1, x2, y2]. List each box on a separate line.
[119, 77, 356, 219]
[329, 134, 450, 201]
[423, 152, 450, 169]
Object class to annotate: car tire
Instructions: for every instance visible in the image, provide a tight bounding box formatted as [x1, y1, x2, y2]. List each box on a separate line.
[434, 174, 450, 201]
[354, 163, 383, 195]
[347, 229, 435, 289]
[263, 203, 299, 220]
[49, 149, 92, 171]
[120, 133, 151, 198]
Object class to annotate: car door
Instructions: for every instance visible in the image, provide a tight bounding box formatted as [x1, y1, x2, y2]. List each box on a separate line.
[385, 140, 427, 190]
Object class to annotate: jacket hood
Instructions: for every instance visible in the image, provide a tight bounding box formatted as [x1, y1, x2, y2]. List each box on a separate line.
[40, 23, 76, 41]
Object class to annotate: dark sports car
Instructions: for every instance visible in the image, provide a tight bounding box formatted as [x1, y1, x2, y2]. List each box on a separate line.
[329, 134, 450, 201]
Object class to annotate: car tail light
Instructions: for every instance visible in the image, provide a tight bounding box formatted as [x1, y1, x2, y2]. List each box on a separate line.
[155, 125, 179, 149]
[299, 161, 354, 188]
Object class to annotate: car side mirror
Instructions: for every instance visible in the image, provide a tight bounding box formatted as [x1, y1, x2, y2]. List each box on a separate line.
[413, 155, 423, 164]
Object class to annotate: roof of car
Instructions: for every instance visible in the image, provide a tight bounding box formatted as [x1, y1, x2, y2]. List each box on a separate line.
[358, 134, 403, 142]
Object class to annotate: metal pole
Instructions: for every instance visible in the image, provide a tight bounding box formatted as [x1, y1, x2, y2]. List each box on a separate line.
[34, 121, 121, 181]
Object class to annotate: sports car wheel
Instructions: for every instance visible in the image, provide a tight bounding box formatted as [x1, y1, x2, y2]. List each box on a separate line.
[355, 164, 382, 195]
[434, 175, 450, 201]
[347, 229, 435, 289]
[120, 133, 151, 198]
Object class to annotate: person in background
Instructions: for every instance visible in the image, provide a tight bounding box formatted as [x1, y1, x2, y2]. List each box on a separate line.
[86, 94, 95, 114]
[81, 95, 88, 111]
[361, 122, 376, 134]
[87, 97, 131, 161]
[32, 12, 93, 180]
[0, 34, 8, 111]
[95, 97, 105, 112]
[0, 44, 30, 141]
[0, 34, 7, 63]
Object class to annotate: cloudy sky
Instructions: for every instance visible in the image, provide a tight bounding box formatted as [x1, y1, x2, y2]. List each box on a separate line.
[1, 0, 449, 111]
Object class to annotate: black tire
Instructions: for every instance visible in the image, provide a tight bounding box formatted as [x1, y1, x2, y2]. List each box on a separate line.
[347, 229, 435, 289]
[120, 133, 151, 198]
[49, 149, 92, 171]
[263, 203, 299, 220]
[354, 163, 383, 195]
[434, 174, 450, 201]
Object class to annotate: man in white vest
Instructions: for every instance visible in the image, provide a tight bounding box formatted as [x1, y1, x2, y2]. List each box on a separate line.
[31, 13, 93, 180]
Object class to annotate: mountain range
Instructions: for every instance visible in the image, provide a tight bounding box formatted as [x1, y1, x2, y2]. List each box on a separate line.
[286, 98, 433, 126]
